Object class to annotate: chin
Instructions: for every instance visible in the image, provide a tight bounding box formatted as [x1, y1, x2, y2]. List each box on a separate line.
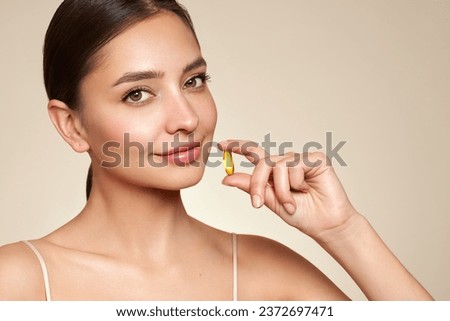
[145, 165, 206, 191]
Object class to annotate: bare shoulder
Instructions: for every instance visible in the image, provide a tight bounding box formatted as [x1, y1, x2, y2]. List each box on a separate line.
[236, 234, 349, 300]
[0, 242, 47, 300]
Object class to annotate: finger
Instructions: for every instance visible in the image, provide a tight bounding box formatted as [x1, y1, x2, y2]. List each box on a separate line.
[218, 139, 268, 166]
[222, 166, 299, 222]
[286, 153, 311, 191]
[223, 172, 292, 219]
[222, 156, 284, 211]
[288, 166, 311, 192]
[263, 185, 298, 223]
[222, 173, 284, 216]
[272, 159, 297, 215]
[249, 158, 274, 208]
[285, 151, 330, 183]
[299, 151, 330, 174]
[222, 173, 251, 193]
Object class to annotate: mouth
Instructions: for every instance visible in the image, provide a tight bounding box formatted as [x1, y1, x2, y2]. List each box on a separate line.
[154, 141, 202, 165]
[156, 141, 201, 156]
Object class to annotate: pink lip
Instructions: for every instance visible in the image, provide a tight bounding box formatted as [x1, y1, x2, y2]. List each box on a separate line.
[159, 142, 201, 156]
[156, 142, 202, 165]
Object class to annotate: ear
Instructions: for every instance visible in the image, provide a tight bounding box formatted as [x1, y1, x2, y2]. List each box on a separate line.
[47, 99, 90, 153]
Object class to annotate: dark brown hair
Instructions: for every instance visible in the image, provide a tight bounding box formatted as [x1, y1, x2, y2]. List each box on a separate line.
[43, 0, 198, 199]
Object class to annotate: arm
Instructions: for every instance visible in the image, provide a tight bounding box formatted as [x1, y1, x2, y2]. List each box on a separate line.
[219, 140, 433, 300]
[317, 213, 433, 300]
[0, 242, 46, 301]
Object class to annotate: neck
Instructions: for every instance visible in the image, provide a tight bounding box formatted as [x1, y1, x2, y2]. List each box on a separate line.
[75, 170, 194, 261]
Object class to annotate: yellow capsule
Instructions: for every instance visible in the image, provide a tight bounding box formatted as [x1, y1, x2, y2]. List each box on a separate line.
[223, 150, 234, 175]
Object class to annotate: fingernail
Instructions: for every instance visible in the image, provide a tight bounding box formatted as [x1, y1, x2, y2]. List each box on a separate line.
[252, 195, 263, 208]
[283, 203, 296, 215]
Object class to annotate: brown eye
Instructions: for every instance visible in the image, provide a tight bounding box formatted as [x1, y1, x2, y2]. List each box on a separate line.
[124, 89, 152, 104]
[185, 77, 201, 88]
[184, 74, 209, 89]
[129, 91, 142, 102]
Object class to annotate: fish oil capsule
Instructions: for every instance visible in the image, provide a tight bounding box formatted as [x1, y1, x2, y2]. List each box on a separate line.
[223, 150, 234, 175]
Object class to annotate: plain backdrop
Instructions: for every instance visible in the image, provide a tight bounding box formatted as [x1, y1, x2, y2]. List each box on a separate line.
[0, 0, 449, 300]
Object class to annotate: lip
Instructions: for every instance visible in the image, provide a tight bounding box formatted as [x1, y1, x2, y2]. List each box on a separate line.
[154, 141, 202, 165]
[156, 142, 202, 156]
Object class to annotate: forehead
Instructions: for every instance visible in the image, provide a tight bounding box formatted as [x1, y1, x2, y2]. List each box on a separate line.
[91, 12, 202, 77]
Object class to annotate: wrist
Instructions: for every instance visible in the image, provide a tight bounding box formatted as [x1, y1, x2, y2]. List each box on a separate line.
[314, 210, 368, 247]
[313, 211, 434, 300]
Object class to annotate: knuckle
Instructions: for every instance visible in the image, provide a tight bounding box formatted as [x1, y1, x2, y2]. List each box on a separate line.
[281, 151, 295, 158]
[274, 188, 291, 202]
[274, 159, 287, 170]
[289, 179, 304, 190]
[302, 151, 328, 167]
[250, 176, 267, 194]
[286, 153, 301, 167]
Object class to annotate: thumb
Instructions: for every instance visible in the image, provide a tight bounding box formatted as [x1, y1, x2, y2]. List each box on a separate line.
[222, 173, 251, 194]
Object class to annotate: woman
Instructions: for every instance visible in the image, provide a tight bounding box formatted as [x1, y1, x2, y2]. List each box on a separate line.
[0, 0, 433, 301]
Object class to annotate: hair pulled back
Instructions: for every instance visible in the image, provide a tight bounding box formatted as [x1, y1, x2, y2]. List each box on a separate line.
[43, 0, 198, 199]
[44, 0, 197, 109]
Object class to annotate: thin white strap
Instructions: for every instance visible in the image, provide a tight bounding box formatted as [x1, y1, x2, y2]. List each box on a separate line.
[22, 241, 52, 301]
[232, 233, 238, 301]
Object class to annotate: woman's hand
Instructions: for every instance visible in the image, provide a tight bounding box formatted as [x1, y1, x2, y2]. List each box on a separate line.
[218, 139, 359, 242]
[219, 139, 434, 300]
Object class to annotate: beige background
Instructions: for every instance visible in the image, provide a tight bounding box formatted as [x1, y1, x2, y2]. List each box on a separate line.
[0, 0, 449, 300]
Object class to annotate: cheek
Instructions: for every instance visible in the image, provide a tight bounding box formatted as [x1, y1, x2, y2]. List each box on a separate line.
[85, 110, 163, 164]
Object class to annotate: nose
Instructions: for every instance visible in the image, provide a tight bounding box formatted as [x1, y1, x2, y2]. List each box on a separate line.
[164, 92, 199, 134]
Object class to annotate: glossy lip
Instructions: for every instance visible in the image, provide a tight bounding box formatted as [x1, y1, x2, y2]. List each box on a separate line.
[155, 141, 202, 156]
[152, 141, 203, 166]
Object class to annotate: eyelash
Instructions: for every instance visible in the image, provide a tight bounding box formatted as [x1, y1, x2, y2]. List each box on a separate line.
[193, 72, 211, 84]
[121, 86, 151, 103]
[121, 73, 212, 105]
[183, 72, 211, 90]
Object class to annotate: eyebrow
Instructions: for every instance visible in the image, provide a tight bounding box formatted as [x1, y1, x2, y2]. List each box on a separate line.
[113, 57, 207, 87]
[183, 57, 207, 74]
[113, 70, 163, 87]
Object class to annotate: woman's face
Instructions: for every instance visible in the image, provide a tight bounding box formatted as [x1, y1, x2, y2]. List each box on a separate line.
[78, 12, 217, 190]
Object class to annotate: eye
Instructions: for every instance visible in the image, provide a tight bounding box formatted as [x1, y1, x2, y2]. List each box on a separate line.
[183, 73, 211, 89]
[122, 88, 153, 105]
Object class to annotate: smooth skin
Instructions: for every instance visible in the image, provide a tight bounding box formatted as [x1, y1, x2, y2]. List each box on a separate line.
[0, 12, 432, 301]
